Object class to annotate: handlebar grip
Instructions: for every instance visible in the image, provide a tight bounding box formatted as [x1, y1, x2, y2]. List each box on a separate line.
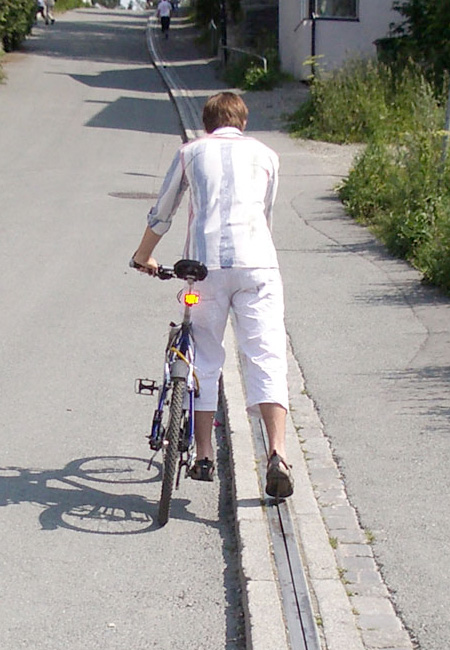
[157, 265, 175, 280]
[129, 257, 175, 279]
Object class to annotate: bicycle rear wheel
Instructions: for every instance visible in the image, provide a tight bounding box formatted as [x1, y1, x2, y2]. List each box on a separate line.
[158, 378, 185, 526]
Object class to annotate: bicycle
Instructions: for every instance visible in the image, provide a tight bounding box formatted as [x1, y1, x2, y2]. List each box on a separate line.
[130, 258, 208, 526]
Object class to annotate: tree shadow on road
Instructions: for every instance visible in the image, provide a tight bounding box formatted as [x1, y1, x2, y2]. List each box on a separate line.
[82, 95, 179, 133]
[383, 365, 450, 431]
[26, 9, 150, 65]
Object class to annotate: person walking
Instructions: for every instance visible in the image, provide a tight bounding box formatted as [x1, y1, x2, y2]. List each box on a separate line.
[156, 0, 172, 39]
[45, 0, 55, 25]
[35, 0, 47, 23]
[131, 92, 294, 499]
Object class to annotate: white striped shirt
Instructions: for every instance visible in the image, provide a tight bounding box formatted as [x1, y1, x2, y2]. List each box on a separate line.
[147, 127, 280, 269]
[157, 0, 171, 17]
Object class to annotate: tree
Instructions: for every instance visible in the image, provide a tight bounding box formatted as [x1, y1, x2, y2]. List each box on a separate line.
[193, 0, 240, 27]
[392, 0, 450, 86]
[0, 0, 36, 52]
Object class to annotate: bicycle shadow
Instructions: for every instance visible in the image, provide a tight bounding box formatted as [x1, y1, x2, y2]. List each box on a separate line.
[0, 456, 216, 535]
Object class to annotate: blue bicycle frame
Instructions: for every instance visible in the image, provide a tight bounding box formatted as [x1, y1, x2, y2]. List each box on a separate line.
[132, 258, 208, 521]
[150, 312, 197, 456]
[140, 263, 206, 485]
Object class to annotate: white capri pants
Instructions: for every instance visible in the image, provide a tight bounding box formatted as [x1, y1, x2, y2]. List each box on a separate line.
[190, 267, 288, 414]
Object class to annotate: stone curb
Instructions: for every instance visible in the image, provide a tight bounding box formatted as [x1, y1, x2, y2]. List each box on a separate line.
[145, 13, 203, 141]
[221, 323, 290, 650]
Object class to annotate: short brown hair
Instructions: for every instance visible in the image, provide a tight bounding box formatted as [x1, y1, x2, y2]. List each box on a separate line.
[202, 92, 248, 133]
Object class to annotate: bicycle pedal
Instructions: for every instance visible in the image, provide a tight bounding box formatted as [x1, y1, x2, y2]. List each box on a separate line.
[135, 378, 158, 395]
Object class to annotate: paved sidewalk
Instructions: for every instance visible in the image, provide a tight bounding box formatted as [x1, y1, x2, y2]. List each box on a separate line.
[145, 9, 449, 650]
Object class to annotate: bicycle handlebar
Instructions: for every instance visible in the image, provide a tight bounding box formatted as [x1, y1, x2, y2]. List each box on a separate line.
[129, 258, 208, 282]
[157, 265, 176, 280]
[129, 257, 175, 279]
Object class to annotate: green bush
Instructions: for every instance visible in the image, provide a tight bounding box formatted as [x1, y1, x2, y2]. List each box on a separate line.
[56, 0, 87, 10]
[224, 48, 283, 91]
[287, 55, 450, 292]
[392, 0, 450, 89]
[415, 203, 450, 290]
[192, 0, 241, 26]
[0, 0, 36, 52]
[288, 58, 442, 144]
[0, 0, 86, 53]
[338, 132, 450, 291]
[242, 63, 276, 90]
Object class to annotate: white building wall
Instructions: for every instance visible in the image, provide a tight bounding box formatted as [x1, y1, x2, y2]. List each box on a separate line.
[280, 0, 400, 80]
[279, 0, 310, 78]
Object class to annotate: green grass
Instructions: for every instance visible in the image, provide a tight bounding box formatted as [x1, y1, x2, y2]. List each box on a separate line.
[223, 48, 287, 91]
[337, 124, 450, 291]
[288, 58, 450, 293]
[55, 0, 88, 11]
[288, 58, 443, 144]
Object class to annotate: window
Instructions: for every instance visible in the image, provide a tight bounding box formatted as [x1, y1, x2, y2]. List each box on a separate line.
[312, 0, 358, 19]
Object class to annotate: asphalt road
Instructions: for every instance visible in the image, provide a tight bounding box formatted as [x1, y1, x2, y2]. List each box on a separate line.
[0, 9, 244, 649]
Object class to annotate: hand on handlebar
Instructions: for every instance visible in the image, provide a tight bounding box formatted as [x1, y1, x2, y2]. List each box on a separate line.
[129, 253, 159, 276]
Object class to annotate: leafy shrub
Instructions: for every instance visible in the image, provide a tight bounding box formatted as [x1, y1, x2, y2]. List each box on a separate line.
[0, 0, 86, 53]
[392, 0, 450, 89]
[416, 204, 450, 291]
[224, 47, 283, 91]
[338, 131, 450, 290]
[0, 0, 36, 52]
[287, 53, 450, 292]
[192, 0, 241, 26]
[242, 63, 274, 90]
[56, 0, 88, 10]
[288, 58, 442, 144]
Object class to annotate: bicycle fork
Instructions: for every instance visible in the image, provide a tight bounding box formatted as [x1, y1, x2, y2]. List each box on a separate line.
[136, 349, 196, 487]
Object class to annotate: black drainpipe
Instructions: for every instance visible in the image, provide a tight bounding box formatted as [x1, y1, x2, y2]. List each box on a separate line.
[220, 0, 228, 64]
[309, 0, 317, 77]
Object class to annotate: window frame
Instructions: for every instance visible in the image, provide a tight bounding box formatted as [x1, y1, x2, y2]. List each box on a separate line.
[309, 0, 359, 21]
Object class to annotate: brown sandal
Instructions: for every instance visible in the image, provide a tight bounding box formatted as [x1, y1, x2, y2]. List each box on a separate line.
[265, 451, 294, 498]
[188, 458, 215, 482]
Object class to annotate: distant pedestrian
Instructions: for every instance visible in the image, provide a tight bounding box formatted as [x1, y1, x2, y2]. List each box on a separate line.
[170, 0, 179, 16]
[156, 0, 172, 39]
[45, 0, 55, 25]
[35, 0, 47, 23]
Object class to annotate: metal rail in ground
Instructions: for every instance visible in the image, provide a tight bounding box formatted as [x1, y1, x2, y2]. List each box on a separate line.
[252, 418, 322, 650]
[146, 14, 203, 141]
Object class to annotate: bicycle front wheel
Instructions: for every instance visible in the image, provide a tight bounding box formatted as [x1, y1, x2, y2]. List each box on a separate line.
[158, 378, 185, 526]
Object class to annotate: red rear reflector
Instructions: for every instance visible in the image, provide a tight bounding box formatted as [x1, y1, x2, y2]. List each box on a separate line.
[184, 292, 200, 306]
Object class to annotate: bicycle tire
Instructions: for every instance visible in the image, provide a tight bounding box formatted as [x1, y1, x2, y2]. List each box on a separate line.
[158, 379, 185, 526]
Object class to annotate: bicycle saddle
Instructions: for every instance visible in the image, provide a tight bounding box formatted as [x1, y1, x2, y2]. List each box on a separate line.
[174, 259, 208, 281]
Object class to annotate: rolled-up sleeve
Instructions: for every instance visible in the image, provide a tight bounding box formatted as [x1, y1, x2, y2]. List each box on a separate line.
[147, 149, 188, 236]
[263, 151, 279, 231]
